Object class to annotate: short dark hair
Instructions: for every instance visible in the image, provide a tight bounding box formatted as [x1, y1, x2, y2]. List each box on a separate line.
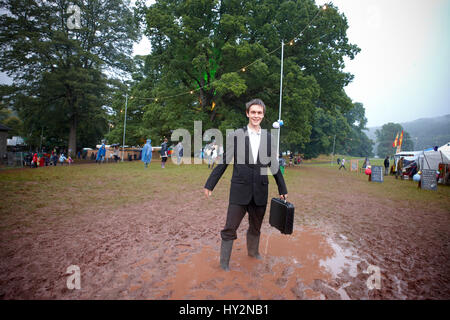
[246, 98, 266, 114]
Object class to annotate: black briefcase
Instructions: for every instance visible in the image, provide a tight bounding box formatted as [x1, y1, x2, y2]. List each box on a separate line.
[269, 198, 295, 235]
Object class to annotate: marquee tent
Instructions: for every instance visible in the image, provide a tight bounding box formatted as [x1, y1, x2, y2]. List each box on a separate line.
[418, 142, 450, 170]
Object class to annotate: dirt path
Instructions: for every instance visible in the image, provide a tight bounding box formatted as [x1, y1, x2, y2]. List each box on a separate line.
[0, 164, 449, 299]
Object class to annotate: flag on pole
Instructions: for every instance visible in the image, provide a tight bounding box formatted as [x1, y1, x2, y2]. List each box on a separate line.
[398, 130, 404, 147]
[393, 132, 399, 147]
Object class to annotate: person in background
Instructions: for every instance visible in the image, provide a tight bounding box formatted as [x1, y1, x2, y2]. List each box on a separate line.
[32, 152, 38, 168]
[141, 139, 153, 168]
[113, 146, 120, 162]
[296, 154, 302, 166]
[160, 138, 169, 168]
[339, 158, 346, 170]
[96, 141, 106, 164]
[384, 156, 390, 176]
[205, 142, 215, 169]
[59, 153, 67, 165]
[210, 143, 218, 170]
[175, 141, 184, 165]
[396, 157, 404, 179]
[362, 157, 368, 169]
[279, 152, 286, 175]
[52, 153, 58, 166]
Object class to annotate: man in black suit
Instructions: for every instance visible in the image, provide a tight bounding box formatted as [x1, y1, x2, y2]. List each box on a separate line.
[204, 98, 288, 271]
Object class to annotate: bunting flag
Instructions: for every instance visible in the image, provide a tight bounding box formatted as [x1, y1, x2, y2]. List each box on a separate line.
[393, 132, 399, 147]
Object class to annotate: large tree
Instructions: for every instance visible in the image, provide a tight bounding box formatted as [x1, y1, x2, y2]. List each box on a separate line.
[132, 0, 360, 150]
[0, 0, 140, 154]
[0, 85, 22, 138]
[301, 107, 350, 159]
[343, 102, 374, 157]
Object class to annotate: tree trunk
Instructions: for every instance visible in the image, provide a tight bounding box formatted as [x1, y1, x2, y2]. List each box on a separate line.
[210, 106, 217, 122]
[68, 115, 77, 158]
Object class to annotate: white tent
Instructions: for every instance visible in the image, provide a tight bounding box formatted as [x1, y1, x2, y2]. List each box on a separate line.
[418, 142, 450, 170]
[394, 151, 422, 162]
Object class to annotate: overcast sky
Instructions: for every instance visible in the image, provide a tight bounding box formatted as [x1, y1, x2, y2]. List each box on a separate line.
[315, 0, 450, 127]
[2, 0, 449, 128]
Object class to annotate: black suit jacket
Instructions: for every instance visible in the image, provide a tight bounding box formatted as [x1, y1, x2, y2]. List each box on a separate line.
[204, 126, 288, 206]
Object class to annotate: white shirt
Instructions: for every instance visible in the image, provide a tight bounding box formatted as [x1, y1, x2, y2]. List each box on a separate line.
[247, 125, 261, 164]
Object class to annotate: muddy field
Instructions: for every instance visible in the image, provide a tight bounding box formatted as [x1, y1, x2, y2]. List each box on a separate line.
[0, 162, 449, 299]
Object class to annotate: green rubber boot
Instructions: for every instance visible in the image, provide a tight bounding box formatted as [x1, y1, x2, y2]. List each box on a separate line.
[247, 232, 262, 260]
[220, 240, 233, 271]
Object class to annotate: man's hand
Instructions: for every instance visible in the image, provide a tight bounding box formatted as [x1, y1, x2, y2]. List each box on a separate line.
[204, 188, 212, 198]
[280, 194, 288, 201]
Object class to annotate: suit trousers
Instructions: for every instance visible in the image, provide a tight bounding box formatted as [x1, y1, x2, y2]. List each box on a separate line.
[220, 197, 267, 241]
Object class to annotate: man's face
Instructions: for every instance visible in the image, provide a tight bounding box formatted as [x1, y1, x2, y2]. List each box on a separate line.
[246, 104, 264, 127]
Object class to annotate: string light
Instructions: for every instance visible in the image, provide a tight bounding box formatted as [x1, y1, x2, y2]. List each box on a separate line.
[138, 4, 326, 103]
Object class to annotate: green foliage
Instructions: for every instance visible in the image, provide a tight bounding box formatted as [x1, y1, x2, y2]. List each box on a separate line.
[302, 107, 349, 159]
[0, 0, 140, 153]
[343, 102, 374, 157]
[131, 0, 362, 153]
[1, 0, 371, 158]
[301, 101, 373, 159]
[213, 72, 247, 97]
[0, 86, 23, 137]
[375, 123, 414, 157]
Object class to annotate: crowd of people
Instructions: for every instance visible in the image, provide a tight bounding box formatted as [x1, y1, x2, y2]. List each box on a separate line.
[24, 149, 76, 168]
[21, 133, 308, 173]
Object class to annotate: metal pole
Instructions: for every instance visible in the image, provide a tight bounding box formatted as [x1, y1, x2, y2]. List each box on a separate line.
[121, 93, 128, 162]
[277, 41, 284, 159]
[331, 134, 336, 165]
[39, 127, 43, 152]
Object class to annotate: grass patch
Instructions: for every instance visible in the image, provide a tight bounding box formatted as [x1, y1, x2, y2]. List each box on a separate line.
[1, 158, 449, 232]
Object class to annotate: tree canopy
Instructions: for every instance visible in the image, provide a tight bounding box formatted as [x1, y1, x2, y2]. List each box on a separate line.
[103, 0, 371, 157]
[0, 0, 140, 154]
[375, 122, 413, 157]
[1, 0, 376, 159]
[104, 0, 368, 157]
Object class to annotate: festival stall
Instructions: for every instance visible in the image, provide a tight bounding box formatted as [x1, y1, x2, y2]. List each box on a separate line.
[418, 142, 450, 184]
[393, 151, 422, 178]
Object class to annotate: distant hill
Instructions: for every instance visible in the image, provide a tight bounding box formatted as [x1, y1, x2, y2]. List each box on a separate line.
[367, 114, 450, 155]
